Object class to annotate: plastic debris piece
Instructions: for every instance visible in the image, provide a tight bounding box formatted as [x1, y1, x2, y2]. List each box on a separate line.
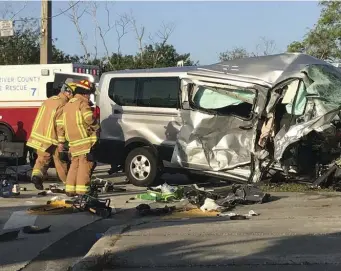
[23, 225, 51, 234]
[137, 183, 184, 202]
[200, 198, 222, 212]
[247, 210, 259, 216]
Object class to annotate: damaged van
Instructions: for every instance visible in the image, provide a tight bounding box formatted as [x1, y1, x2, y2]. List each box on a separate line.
[96, 53, 341, 186]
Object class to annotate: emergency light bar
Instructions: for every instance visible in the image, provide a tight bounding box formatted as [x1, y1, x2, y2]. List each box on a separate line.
[73, 67, 100, 76]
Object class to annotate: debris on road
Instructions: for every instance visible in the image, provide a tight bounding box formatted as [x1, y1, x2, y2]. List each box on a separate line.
[90, 178, 126, 196]
[27, 192, 114, 218]
[136, 183, 184, 202]
[22, 225, 51, 234]
[73, 194, 113, 218]
[37, 191, 47, 196]
[200, 198, 225, 212]
[217, 210, 259, 219]
[133, 182, 267, 219]
[48, 184, 65, 194]
[27, 199, 75, 215]
[136, 204, 176, 216]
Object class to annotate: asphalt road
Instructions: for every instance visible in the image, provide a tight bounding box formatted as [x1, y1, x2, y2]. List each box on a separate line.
[87, 191, 341, 271]
[4, 165, 341, 271]
[0, 165, 143, 271]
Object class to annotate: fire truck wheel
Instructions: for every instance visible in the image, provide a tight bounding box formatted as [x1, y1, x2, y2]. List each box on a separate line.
[0, 125, 13, 141]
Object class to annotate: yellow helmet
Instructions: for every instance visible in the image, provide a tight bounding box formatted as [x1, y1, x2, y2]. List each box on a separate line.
[64, 82, 78, 93]
[74, 79, 94, 94]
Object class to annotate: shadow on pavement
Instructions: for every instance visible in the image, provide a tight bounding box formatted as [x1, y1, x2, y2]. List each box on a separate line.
[85, 229, 341, 270]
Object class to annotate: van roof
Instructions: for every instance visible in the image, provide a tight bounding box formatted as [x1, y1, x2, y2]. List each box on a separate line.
[102, 65, 199, 76]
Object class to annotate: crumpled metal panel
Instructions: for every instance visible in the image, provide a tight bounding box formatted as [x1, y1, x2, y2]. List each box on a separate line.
[190, 53, 329, 87]
[273, 109, 340, 161]
[171, 80, 268, 172]
[171, 109, 255, 171]
[274, 64, 341, 161]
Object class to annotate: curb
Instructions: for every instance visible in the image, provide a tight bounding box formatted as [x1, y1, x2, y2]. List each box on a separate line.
[70, 224, 131, 271]
[70, 216, 155, 271]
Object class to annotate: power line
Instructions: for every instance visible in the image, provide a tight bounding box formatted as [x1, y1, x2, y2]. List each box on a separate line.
[12, 0, 80, 22]
[50, 1, 80, 18]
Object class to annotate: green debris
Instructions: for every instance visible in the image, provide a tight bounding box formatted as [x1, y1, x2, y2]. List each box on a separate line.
[136, 183, 184, 202]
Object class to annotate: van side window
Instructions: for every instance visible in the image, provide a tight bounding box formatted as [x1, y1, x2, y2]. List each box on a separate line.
[46, 82, 55, 98]
[191, 86, 256, 119]
[108, 78, 137, 106]
[138, 77, 179, 108]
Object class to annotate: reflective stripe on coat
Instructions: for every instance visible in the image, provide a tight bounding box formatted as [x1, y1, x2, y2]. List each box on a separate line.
[58, 94, 99, 157]
[27, 93, 69, 152]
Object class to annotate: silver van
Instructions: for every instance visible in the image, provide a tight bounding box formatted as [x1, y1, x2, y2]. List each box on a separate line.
[95, 53, 341, 187]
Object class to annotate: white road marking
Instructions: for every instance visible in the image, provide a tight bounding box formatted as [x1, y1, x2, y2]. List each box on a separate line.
[3, 211, 37, 230]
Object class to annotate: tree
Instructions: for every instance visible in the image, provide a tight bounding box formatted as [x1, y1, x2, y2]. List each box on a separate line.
[0, 18, 80, 65]
[0, 20, 40, 65]
[219, 37, 277, 61]
[219, 47, 249, 61]
[287, 1, 341, 61]
[52, 45, 80, 63]
[64, 1, 196, 70]
[135, 43, 194, 69]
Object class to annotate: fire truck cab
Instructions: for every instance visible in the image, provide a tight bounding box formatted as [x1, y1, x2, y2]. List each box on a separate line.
[0, 63, 100, 164]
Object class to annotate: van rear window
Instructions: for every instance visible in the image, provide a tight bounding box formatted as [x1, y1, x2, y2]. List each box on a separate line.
[138, 77, 179, 108]
[108, 78, 137, 106]
[108, 77, 179, 108]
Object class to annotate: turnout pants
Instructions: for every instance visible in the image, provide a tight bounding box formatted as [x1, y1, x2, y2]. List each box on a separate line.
[66, 154, 93, 195]
[32, 145, 68, 183]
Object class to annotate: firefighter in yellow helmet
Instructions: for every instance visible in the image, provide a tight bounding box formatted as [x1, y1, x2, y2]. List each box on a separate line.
[27, 82, 76, 190]
[58, 79, 99, 196]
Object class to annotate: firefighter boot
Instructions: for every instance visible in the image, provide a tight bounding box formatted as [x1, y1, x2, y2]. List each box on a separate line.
[32, 176, 44, 190]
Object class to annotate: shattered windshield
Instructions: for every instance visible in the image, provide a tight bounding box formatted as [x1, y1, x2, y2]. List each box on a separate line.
[304, 64, 341, 106]
[191, 85, 256, 118]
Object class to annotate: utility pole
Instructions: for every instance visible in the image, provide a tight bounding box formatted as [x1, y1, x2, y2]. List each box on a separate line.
[40, 0, 52, 64]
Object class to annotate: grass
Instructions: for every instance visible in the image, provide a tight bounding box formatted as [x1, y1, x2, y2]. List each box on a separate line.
[260, 182, 335, 193]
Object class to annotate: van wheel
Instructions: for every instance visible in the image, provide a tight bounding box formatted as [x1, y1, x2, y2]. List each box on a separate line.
[125, 147, 159, 187]
[0, 125, 13, 141]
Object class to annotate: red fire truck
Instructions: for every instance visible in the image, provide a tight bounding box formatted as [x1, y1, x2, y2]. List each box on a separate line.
[0, 63, 100, 165]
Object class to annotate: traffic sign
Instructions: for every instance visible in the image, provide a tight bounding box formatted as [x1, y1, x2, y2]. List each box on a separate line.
[0, 20, 14, 37]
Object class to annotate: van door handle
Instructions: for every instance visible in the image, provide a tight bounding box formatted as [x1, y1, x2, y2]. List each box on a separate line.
[239, 125, 253, 130]
[114, 109, 121, 114]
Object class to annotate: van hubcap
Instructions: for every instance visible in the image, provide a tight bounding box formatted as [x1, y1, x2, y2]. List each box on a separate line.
[130, 155, 151, 181]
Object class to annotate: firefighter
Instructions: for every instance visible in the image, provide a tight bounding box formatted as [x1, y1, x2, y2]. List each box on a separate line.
[58, 80, 99, 196]
[27, 82, 76, 190]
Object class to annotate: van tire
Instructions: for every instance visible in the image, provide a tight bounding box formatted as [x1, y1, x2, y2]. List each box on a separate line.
[125, 147, 159, 187]
[0, 125, 13, 141]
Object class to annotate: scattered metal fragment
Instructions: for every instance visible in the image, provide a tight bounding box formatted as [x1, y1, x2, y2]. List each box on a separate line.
[37, 191, 47, 196]
[136, 204, 176, 216]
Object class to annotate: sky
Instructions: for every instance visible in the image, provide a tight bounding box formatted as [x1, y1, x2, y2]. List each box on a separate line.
[1, 1, 322, 64]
